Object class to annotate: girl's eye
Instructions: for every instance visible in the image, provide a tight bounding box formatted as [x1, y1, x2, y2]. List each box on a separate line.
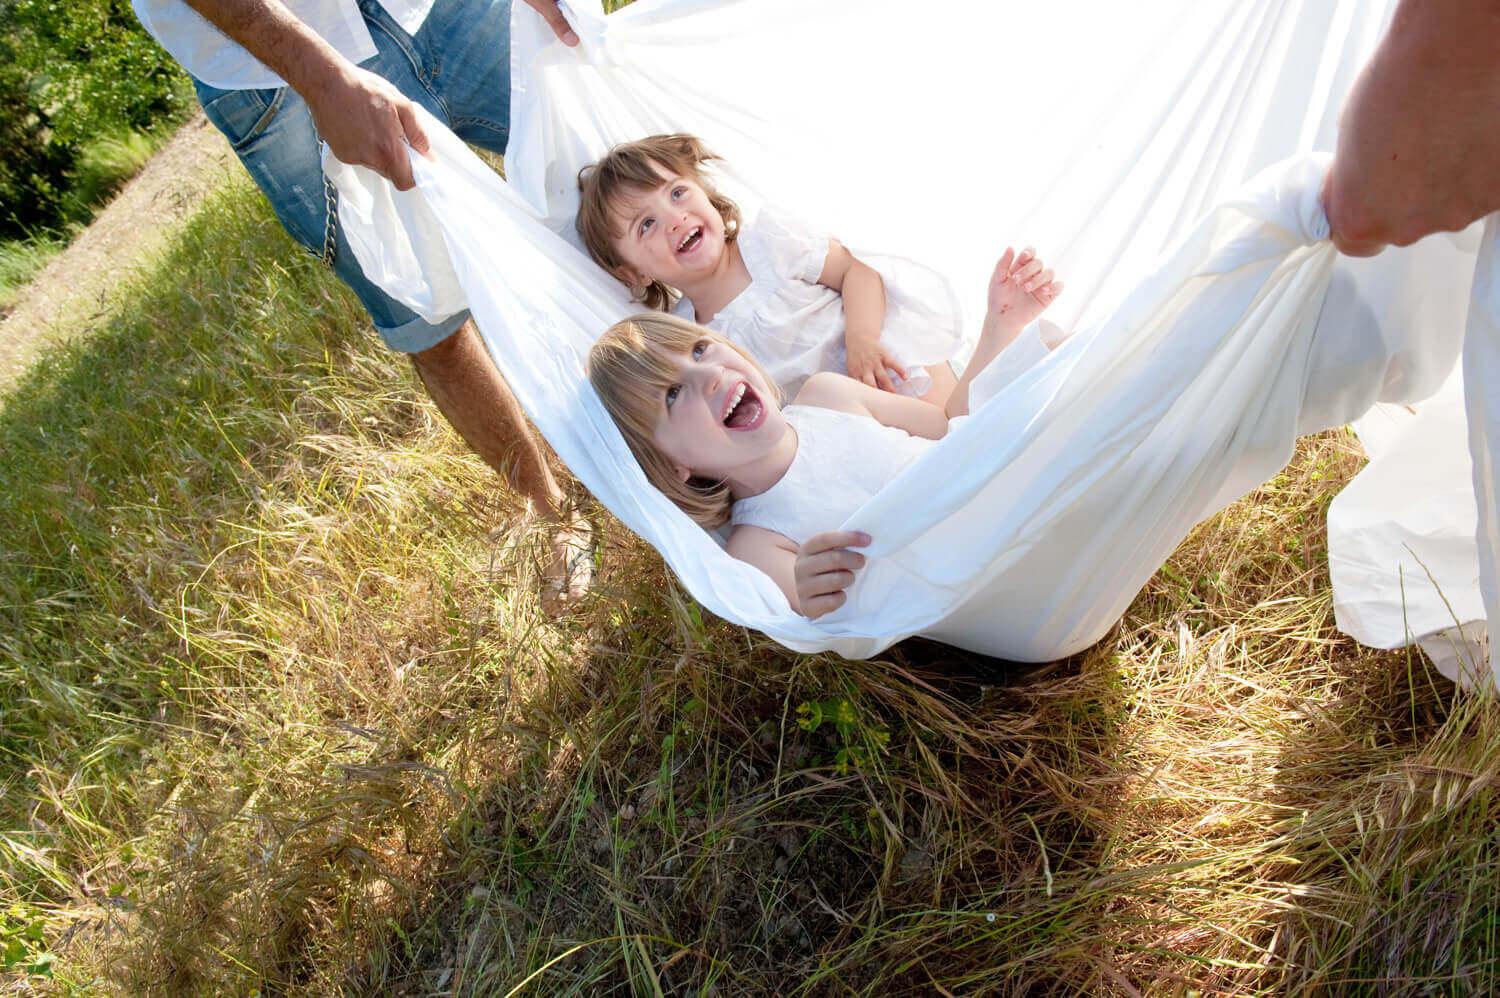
[691, 340, 708, 359]
[672, 186, 686, 200]
[665, 384, 681, 407]
[639, 217, 654, 236]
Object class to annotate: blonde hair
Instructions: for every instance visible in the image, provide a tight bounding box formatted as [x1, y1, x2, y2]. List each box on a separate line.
[587, 312, 780, 529]
[576, 134, 743, 312]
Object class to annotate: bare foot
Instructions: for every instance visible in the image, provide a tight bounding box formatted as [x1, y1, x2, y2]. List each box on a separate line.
[540, 504, 597, 612]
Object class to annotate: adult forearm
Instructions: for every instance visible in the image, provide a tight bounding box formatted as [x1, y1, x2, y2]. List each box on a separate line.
[1326, 0, 1500, 255]
[186, 0, 430, 188]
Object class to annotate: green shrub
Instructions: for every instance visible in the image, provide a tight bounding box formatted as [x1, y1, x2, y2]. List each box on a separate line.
[0, 60, 74, 237]
[6, 0, 189, 145]
[0, 0, 189, 240]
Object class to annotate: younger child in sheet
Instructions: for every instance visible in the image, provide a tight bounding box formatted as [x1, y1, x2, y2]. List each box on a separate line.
[587, 249, 1063, 618]
[577, 134, 983, 409]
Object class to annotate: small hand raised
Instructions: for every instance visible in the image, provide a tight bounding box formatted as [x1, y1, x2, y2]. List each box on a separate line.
[986, 246, 1062, 325]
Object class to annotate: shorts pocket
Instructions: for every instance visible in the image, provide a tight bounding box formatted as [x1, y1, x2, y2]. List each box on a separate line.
[200, 86, 285, 152]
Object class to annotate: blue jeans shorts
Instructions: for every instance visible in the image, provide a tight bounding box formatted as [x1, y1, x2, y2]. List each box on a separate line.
[194, 0, 513, 353]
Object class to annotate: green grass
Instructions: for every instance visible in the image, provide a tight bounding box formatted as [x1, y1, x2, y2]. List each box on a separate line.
[66, 130, 159, 213]
[0, 234, 70, 314]
[1, 169, 1498, 996]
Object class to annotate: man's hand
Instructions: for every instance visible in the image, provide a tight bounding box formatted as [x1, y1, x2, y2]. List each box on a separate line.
[521, 0, 579, 45]
[186, 0, 440, 189]
[307, 62, 431, 190]
[794, 531, 870, 619]
[306, 0, 583, 191]
[185, 0, 578, 192]
[1323, 0, 1500, 256]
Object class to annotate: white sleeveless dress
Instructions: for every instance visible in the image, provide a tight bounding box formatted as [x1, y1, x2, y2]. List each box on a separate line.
[674, 207, 964, 399]
[731, 405, 935, 544]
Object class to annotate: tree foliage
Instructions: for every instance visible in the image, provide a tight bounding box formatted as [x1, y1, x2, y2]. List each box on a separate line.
[0, 0, 189, 238]
[0, 56, 72, 235]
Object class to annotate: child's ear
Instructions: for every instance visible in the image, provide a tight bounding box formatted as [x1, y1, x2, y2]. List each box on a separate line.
[672, 461, 692, 483]
[614, 265, 648, 288]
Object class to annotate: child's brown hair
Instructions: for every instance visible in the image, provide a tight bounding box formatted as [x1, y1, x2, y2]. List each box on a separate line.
[587, 312, 780, 529]
[577, 134, 742, 311]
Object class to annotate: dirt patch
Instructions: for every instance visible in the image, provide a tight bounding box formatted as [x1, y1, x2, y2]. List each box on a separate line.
[0, 112, 235, 390]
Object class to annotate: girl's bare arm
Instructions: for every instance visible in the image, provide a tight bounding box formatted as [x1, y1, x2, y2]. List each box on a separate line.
[818, 238, 905, 392]
[727, 525, 870, 619]
[794, 372, 950, 440]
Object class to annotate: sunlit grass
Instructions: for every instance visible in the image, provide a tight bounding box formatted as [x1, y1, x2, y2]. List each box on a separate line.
[66, 131, 160, 214]
[1, 166, 1497, 996]
[0, 234, 70, 314]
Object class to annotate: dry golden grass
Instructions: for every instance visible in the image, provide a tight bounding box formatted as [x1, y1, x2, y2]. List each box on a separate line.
[1, 174, 1496, 997]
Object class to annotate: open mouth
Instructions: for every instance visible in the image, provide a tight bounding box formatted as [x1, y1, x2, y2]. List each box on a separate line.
[722, 381, 765, 430]
[677, 226, 703, 254]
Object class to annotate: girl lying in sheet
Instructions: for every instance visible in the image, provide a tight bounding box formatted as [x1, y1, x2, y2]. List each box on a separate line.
[577, 133, 998, 408]
[588, 249, 1063, 618]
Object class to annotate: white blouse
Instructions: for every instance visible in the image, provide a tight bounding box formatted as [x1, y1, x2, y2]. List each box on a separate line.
[675, 205, 965, 399]
[132, 0, 436, 90]
[731, 404, 934, 545]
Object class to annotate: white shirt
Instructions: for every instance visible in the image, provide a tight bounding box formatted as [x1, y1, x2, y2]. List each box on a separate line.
[673, 205, 965, 400]
[132, 0, 436, 90]
[730, 405, 933, 545]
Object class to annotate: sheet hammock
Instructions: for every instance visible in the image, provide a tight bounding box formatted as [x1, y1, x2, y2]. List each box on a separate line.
[327, 0, 1499, 683]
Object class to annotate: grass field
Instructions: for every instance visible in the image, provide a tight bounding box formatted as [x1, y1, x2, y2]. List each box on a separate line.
[2, 168, 1498, 996]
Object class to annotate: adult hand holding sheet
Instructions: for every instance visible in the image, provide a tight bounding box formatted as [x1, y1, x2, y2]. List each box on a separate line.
[329, 0, 1492, 682]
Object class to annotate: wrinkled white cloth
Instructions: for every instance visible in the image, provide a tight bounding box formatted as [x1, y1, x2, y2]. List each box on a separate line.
[329, 0, 1493, 677]
[1329, 366, 1489, 685]
[731, 405, 935, 544]
[672, 206, 964, 398]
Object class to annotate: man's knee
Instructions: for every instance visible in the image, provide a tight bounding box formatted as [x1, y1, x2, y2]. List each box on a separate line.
[412, 319, 477, 373]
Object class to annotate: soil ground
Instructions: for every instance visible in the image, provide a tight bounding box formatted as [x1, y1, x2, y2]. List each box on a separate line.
[0, 113, 234, 390]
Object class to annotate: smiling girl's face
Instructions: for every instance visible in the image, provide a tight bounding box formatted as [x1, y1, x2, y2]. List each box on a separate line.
[650, 335, 788, 489]
[588, 313, 786, 527]
[608, 170, 730, 290]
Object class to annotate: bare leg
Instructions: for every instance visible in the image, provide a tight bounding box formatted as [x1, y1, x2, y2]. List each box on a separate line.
[412, 320, 562, 509]
[412, 320, 593, 601]
[917, 362, 958, 409]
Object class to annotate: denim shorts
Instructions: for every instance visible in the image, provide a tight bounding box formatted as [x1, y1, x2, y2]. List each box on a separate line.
[194, 0, 513, 353]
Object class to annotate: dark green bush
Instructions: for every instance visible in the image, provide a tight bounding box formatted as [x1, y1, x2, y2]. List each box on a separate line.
[0, 50, 72, 235]
[0, 0, 189, 239]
